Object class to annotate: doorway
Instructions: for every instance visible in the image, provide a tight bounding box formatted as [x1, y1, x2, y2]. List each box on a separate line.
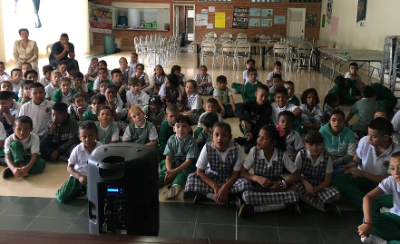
[287, 8, 306, 38]
[173, 4, 195, 48]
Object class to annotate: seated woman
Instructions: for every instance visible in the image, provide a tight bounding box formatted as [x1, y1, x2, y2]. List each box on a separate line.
[13, 28, 39, 72]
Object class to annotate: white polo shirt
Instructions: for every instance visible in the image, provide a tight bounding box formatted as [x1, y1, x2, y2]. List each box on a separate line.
[3, 101, 22, 125]
[38, 77, 51, 87]
[285, 130, 304, 157]
[244, 147, 297, 173]
[378, 176, 400, 216]
[0, 122, 6, 141]
[392, 110, 400, 134]
[61, 91, 73, 106]
[45, 83, 59, 100]
[243, 70, 259, 83]
[271, 102, 299, 126]
[68, 142, 102, 176]
[186, 93, 202, 110]
[122, 121, 158, 142]
[196, 141, 244, 171]
[4, 133, 40, 156]
[19, 100, 54, 137]
[266, 71, 285, 87]
[357, 136, 400, 176]
[295, 149, 333, 173]
[300, 104, 323, 117]
[126, 90, 150, 109]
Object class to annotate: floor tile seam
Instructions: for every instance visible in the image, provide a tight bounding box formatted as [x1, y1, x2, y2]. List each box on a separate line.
[75, 204, 89, 220]
[3, 214, 77, 219]
[191, 208, 199, 239]
[235, 211, 238, 241]
[36, 198, 56, 218]
[0, 196, 21, 215]
[195, 223, 237, 226]
[160, 221, 197, 224]
[65, 218, 77, 233]
[311, 210, 324, 244]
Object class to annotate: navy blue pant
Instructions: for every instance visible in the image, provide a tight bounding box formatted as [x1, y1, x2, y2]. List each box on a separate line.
[50, 58, 80, 71]
[40, 142, 78, 160]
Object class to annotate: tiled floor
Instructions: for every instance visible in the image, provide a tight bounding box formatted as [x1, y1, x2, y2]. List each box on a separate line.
[0, 196, 362, 244]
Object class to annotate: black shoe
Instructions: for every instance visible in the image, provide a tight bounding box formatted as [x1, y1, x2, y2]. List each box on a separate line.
[234, 137, 247, 146]
[324, 203, 341, 216]
[2, 167, 13, 179]
[193, 193, 208, 204]
[239, 204, 254, 218]
[225, 196, 242, 210]
[244, 142, 253, 154]
[286, 203, 301, 215]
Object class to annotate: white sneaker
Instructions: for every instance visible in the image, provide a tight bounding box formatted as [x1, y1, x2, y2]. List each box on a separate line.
[361, 235, 387, 244]
[380, 207, 391, 213]
[163, 184, 181, 200]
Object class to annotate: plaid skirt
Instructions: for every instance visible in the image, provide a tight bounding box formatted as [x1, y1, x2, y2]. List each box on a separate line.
[197, 85, 214, 95]
[242, 181, 299, 205]
[184, 172, 251, 198]
[294, 180, 340, 207]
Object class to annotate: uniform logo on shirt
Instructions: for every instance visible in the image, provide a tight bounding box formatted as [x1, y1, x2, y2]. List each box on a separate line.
[45, 107, 51, 113]
[61, 134, 69, 140]
[382, 161, 389, 168]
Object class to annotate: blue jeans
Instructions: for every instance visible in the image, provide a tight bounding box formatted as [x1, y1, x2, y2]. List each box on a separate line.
[301, 114, 322, 125]
[221, 104, 235, 118]
[3, 122, 13, 135]
[40, 142, 78, 160]
[50, 58, 80, 71]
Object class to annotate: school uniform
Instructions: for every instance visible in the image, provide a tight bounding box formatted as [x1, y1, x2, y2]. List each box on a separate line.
[11, 81, 22, 94]
[96, 122, 120, 144]
[150, 74, 166, 95]
[271, 102, 299, 126]
[243, 70, 260, 83]
[178, 74, 186, 87]
[184, 141, 246, 198]
[40, 115, 79, 159]
[52, 88, 78, 106]
[328, 78, 360, 105]
[17, 97, 30, 104]
[120, 66, 135, 84]
[349, 98, 380, 135]
[288, 95, 300, 106]
[241, 147, 299, 205]
[344, 72, 362, 82]
[156, 119, 174, 155]
[158, 84, 182, 106]
[158, 134, 197, 187]
[230, 71, 259, 93]
[393, 111, 400, 134]
[197, 112, 223, 128]
[38, 77, 51, 87]
[45, 83, 59, 100]
[86, 64, 98, 81]
[19, 100, 54, 137]
[122, 120, 158, 144]
[67, 103, 90, 121]
[285, 130, 304, 157]
[197, 130, 211, 144]
[183, 93, 202, 124]
[136, 73, 153, 94]
[143, 105, 165, 129]
[333, 136, 400, 211]
[56, 142, 102, 203]
[194, 74, 214, 95]
[0, 122, 7, 160]
[110, 80, 127, 101]
[4, 133, 46, 174]
[129, 62, 140, 73]
[366, 176, 400, 242]
[92, 77, 110, 92]
[322, 105, 339, 122]
[213, 87, 235, 117]
[294, 149, 340, 210]
[2, 101, 22, 134]
[0, 72, 11, 81]
[300, 104, 323, 125]
[109, 93, 127, 119]
[242, 80, 262, 103]
[266, 71, 285, 87]
[126, 90, 149, 109]
[81, 110, 98, 122]
[370, 83, 397, 112]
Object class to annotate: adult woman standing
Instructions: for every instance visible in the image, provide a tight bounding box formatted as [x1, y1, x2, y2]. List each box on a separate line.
[13, 28, 39, 71]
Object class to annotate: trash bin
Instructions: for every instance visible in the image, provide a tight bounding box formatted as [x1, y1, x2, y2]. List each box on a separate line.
[103, 35, 115, 55]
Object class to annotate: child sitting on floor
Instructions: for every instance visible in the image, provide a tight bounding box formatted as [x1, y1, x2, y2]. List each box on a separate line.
[238, 125, 301, 217]
[196, 112, 219, 149]
[129, 52, 140, 71]
[345, 62, 365, 86]
[2, 116, 46, 179]
[122, 106, 158, 145]
[358, 152, 400, 244]
[197, 98, 223, 131]
[55, 121, 102, 203]
[9, 68, 23, 93]
[0, 91, 22, 134]
[40, 102, 79, 162]
[214, 75, 236, 118]
[271, 86, 302, 128]
[159, 115, 197, 200]
[0, 122, 6, 165]
[231, 59, 258, 94]
[159, 73, 183, 108]
[110, 69, 126, 103]
[268, 74, 284, 101]
[181, 80, 202, 124]
[300, 88, 323, 131]
[119, 57, 134, 84]
[346, 86, 380, 137]
[73, 72, 88, 99]
[45, 70, 62, 101]
[277, 111, 304, 162]
[184, 122, 243, 209]
[104, 83, 127, 122]
[157, 104, 180, 155]
[85, 57, 99, 81]
[68, 94, 90, 122]
[293, 131, 341, 215]
[66, 64, 77, 85]
[242, 67, 262, 103]
[96, 106, 120, 144]
[1, 81, 18, 101]
[320, 110, 356, 177]
[235, 84, 272, 154]
[57, 60, 68, 77]
[0, 62, 10, 81]
[38, 65, 54, 87]
[322, 93, 340, 122]
[81, 94, 106, 122]
[284, 81, 300, 106]
[329, 76, 361, 105]
[143, 96, 165, 130]
[18, 80, 33, 104]
[171, 65, 186, 87]
[266, 61, 285, 89]
[93, 68, 110, 94]
[134, 64, 153, 94]
[52, 77, 77, 106]
[194, 65, 214, 95]
[126, 77, 150, 109]
[151, 65, 166, 95]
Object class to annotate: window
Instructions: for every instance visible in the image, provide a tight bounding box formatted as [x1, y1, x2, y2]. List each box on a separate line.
[288, 0, 321, 3]
[187, 10, 194, 18]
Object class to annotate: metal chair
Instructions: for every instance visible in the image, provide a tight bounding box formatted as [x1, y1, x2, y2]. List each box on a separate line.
[203, 37, 215, 42]
[201, 41, 218, 69]
[220, 41, 236, 70]
[234, 42, 251, 70]
[273, 42, 290, 71]
[295, 42, 314, 72]
[236, 33, 247, 43]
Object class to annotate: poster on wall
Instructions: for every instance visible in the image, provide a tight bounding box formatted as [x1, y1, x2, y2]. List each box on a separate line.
[233, 6, 249, 29]
[215, 12, 226, 28]
[261, 9, 273, 17]
[326, 0, 333, 25]
[274, 16, 285, 24]
[331, 17, 339, 36]
[357, 0, 367, 27]
[249, 8, 261, 17]
[89, 4, 113, 34]
[249, 18, 261, 27]
[261, 19, 273, 27]
[305, 12, 317, 27]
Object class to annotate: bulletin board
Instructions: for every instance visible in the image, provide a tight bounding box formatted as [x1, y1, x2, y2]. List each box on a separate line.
[249, 18, 261, 27]
[233, 6, 249, 29]
[249, 8, 261, 17]
[261, 9, 273, 17]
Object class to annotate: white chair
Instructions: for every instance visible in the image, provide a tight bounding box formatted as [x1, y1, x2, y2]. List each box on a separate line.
[273, 42, 290, 71]
[234, 42, 251, 70]
[201, 41, 218, 69]
[236, 33, 247, 42]
[203, 37, 215, 42]
[295, 42, 314, 72]
[220, 41, 236, 70]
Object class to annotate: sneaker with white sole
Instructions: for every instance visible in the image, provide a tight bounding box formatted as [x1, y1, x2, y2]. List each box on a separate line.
[2, 168, 13, 179]
[163, 184, 181, 200]
[238, 204, 254, 218]
[361, 235, 387, 244]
